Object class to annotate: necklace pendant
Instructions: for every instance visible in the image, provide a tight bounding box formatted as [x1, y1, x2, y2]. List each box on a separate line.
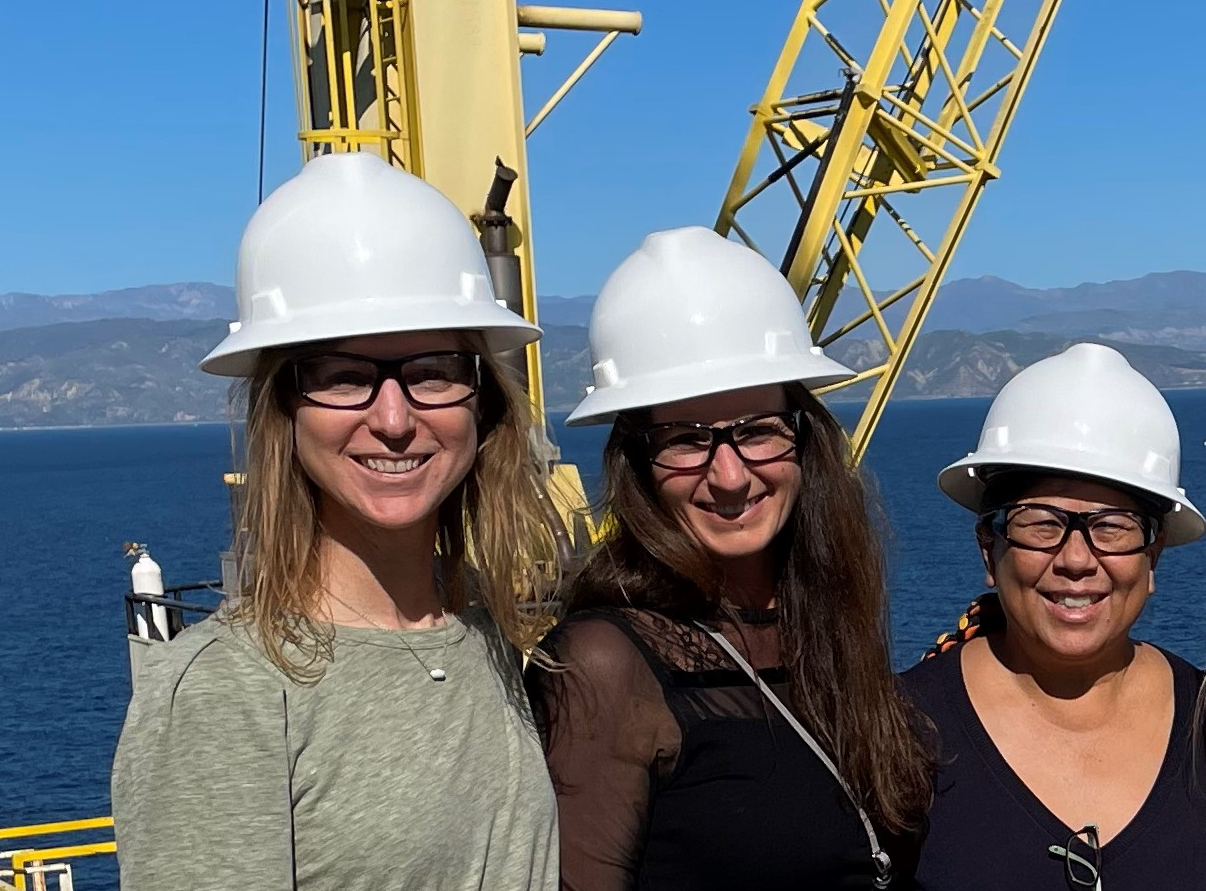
[429, 668, 447, 682]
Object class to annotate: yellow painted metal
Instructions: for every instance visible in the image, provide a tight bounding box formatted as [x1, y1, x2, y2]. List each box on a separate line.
[716, 0, 1064, 463]
[291, 1, 638, 433]
[0, 819, 113, 842]
[516, 6, 641, 33]
[547, 462, 599, 542]
[293, 1, 421, 168]
[9, 843, 116, 891]
[525, 30, 621, 137]
[518, 32, 548, 55]
[403, 0, 547, 410]
[0, 818, 116, 891]
[289, 2, 639, 548]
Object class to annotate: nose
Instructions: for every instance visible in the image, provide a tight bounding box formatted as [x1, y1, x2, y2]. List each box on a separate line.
[364, 378, 415, 438]
[1054, 526, 1099, 576]
[707, 442, 751, 492]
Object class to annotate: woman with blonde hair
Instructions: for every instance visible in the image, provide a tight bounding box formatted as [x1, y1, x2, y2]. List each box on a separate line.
[112, 152, 559, 891]
[527, 227, 933, 890]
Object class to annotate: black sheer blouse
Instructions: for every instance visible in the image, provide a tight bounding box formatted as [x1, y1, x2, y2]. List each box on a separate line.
[526, 606, 917, 890]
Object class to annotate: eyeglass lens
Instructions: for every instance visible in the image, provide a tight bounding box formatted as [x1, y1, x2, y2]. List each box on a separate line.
[993, 504, 1152, 555]
[646, 413, 798, 470]
[295, 352, 478, 409]
[1065, 826, 1100, 887]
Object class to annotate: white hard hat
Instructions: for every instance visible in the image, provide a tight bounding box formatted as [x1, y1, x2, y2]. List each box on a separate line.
[565, 227, 854, 426]
[938, 342, 1204, 546]
[201, 152, 541, 376]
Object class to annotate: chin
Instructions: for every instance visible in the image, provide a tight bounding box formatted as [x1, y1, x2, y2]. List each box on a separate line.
[1035, 629, 1120, 662]
[696, 534, 777, 561]
[341, 496, 446, 533]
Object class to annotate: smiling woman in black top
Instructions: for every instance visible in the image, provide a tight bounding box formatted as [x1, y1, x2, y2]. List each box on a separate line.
[901, 343, 1206, 890]
[527, 227, 934, 890]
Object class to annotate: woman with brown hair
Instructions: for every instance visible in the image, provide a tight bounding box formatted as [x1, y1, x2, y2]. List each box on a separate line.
[111, 153, 559, 891]
[526, 227, 933, 890]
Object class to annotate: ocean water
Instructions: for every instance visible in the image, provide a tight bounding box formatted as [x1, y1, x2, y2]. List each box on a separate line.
[4, 393, 1206, 888]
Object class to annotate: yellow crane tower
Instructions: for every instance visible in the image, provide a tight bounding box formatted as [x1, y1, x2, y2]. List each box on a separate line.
[717, 0, 1063, 463]
[288, 0, 642, 554]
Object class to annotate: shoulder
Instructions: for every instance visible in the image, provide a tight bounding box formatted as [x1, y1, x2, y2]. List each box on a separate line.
[899, 643, 963, 699]
[527, 609, 670, 744]
[897, 644, 970, 740]
[1144, 642, 1204, 711]
[116, 617, 292, 770]
[528, 609, 659, 708]
[457, 603, 527, 684]
[539, 608, 647, 669]
[131, 614, 290, 708]
[457, 602, 507, 642]
[1148, 643, 1204, 682]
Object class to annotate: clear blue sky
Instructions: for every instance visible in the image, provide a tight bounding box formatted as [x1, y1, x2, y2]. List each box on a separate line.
[3, 1, 1204, 299]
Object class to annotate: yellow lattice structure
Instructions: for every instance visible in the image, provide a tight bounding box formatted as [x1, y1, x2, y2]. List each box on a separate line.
[717, 0, 1064, 462]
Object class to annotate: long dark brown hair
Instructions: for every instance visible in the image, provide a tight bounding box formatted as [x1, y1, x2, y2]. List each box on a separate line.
[566, 384, 933, 833]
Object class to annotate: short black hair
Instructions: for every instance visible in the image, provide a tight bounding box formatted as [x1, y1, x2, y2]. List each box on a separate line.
[977, 468, 1171, 520]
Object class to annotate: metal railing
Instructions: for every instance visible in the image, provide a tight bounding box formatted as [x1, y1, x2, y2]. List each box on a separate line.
[123, 582, 222, 642]
[0, 818, 115, 891]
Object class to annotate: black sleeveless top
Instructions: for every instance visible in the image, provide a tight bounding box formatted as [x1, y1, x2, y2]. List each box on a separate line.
[527, 607, 919, 890]
[900, 643, 1206, 890]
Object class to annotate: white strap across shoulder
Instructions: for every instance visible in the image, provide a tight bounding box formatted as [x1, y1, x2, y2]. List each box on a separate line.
[692, 620, 893, 890]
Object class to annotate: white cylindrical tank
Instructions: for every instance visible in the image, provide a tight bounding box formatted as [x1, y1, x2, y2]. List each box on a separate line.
[131, 551, 170, 641]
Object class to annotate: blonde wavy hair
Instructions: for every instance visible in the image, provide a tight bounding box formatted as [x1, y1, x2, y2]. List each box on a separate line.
[227, 336, 559, 681]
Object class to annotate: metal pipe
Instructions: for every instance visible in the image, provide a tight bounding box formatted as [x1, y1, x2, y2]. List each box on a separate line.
[516, 6, 642, 34]
[474, 159, 530, 391]
[125, 593, 220, 615]
[779, 69, 859, 279]
[772, 86, 848, 108]
[367, 0, 390, 161]
[525, 30, 618, 137]
[518, 32, 547, 55]
[533, 476, 576, 570]
[485, 160, 518, 214]
[319, 0, 344, 137]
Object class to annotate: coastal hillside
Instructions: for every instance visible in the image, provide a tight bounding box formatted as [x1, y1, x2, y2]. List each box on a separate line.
[4, 318, 1206, 427]
[0, 319, 231, 427]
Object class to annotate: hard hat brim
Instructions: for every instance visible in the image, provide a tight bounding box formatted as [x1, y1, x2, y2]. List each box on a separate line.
[937, 453, 1206, 547]
[200, 297, 542, 377]
[564, 353, 855, 427]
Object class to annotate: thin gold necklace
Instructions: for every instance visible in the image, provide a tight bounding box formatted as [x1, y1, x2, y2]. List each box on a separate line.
[326, 589, 451, 682]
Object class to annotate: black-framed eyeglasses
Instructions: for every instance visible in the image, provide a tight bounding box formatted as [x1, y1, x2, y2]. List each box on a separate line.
[292, 351, 480, 410]
[1047, 824, 1101, 889]
[979, 502, 1159, 557]
[642, 411, 803, 470]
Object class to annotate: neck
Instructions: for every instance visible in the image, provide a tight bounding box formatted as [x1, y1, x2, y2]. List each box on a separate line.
[988, 631, 1137, 703]
[316, 507, 444, 628]
[719, 552, 777, 610]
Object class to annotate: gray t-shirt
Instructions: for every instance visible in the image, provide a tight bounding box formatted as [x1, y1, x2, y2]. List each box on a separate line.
[112, 607, 558, 891]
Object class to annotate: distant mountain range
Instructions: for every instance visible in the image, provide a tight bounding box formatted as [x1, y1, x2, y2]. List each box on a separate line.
[3, 316, 1206, 427]
[510, 270, 1206, 352]
[7, 270, 1206, 345]
[2, 270, 1205, 426]
[0, 283, 233, 331]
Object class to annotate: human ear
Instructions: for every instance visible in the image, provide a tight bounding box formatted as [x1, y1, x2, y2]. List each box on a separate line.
[976, 526, 997, 589]
[1146, 532, 1166, 594]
